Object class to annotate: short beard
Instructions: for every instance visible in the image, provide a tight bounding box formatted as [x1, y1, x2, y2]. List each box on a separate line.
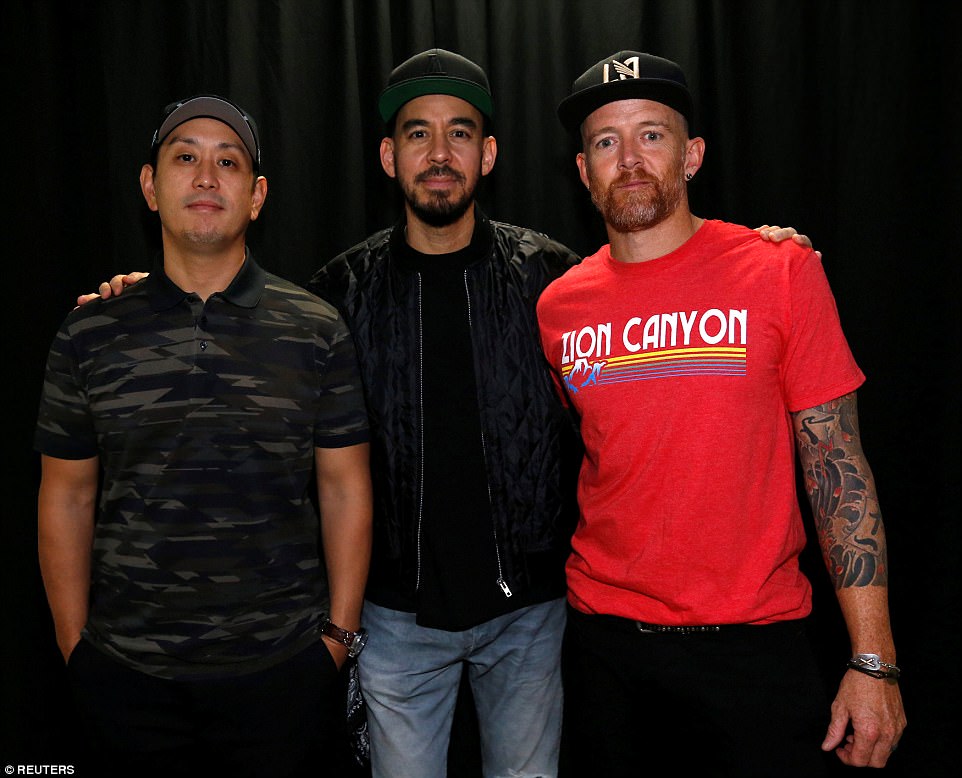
[589, 165, 685, 233]
[401, 165, 476, 227]
[181, 228, 226, 245]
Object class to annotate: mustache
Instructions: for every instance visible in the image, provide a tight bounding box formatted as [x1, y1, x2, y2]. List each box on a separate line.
[182, 194, 227, 207]
[612, 169, 655, 186]
[415, 165, 466, 184]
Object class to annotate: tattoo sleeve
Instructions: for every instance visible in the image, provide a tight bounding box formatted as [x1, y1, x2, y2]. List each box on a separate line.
[793, 392, 888, 589]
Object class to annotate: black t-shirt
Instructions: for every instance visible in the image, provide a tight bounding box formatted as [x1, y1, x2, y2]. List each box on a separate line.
[394, 228, 529, 630]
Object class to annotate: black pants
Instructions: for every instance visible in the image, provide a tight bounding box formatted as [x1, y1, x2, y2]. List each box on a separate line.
[67, 638, 347, 778]
[563, 607, 834, 778]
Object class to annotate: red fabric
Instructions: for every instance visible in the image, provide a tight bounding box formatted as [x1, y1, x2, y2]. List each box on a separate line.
[537, 220, 864, 625]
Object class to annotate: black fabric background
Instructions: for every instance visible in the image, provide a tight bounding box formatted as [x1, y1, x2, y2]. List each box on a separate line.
[4, 2, 958, 775]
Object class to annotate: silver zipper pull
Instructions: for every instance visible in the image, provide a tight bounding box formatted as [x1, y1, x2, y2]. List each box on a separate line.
[497, 578, 513, 597]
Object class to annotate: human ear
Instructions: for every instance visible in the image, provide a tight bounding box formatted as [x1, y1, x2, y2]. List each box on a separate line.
[140, 164, 159, 212]
[379, 138, 397, 178]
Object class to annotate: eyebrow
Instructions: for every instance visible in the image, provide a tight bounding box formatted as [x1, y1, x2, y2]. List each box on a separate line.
[164, 134, 246, 155]
[400, 116, 479, 132]
[585, 119, 671, 142]
[593, 119, 670, 134]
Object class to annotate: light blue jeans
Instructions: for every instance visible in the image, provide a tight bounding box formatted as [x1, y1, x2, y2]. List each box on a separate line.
[358, 598, 566, 778]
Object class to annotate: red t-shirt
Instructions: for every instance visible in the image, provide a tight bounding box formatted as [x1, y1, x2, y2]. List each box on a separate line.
[537, 220, 865, 625]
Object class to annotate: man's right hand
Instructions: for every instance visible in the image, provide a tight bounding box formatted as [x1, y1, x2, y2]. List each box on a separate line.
[76, 271, 149, 306]
[60, 633, 83, 665]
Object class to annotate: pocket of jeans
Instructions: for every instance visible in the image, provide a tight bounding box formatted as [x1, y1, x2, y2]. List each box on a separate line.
[64, 637, 93, 686]
[318, 639, 340, 675]
[65, 637, 87, 669]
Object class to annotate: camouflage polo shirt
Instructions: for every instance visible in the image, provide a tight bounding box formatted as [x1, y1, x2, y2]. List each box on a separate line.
[35, 253, 369, 679]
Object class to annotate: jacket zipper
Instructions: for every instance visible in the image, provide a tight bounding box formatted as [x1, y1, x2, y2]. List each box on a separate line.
[463, 271, 512, 599]
[415, 273, 425, 592]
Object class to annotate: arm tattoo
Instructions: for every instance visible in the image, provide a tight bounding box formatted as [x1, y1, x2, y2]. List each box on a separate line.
[793, 392, 888, 589]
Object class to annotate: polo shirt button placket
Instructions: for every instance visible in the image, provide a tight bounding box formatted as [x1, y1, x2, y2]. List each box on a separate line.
[197, 311, 209, 352]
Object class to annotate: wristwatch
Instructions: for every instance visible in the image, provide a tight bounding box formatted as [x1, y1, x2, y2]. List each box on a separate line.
[847, 653, 900, 681]
[320, 618, 368, 658]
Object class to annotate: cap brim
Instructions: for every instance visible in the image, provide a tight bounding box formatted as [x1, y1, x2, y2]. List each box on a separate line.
[557, 79, 693, 136]
[378, 77, 494, 123]
[155, 97, 259, 169]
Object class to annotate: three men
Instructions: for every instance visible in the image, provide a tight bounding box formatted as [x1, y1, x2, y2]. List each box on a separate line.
[63, 54, 829, 776]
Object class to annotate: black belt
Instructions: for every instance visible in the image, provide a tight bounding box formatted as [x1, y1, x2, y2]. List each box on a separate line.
[634, 620, 722, 634]
[567, 606, 748, 636]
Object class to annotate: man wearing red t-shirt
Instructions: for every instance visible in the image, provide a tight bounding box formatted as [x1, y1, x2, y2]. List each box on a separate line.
[538, 51, 906, 776]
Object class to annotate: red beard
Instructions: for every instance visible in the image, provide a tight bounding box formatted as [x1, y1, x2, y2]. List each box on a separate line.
[590, 165, 685, 233]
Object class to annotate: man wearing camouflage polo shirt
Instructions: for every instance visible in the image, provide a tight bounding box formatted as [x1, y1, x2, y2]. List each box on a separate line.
[35, 95, 373, 777]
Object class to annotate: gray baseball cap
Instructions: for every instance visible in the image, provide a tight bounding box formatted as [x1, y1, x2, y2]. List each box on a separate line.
[151, 94, 261, 170]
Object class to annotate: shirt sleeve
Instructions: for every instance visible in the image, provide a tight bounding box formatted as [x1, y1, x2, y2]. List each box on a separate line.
[34, 320, 100, 460]
[782, 251, 865, 412]
[313, 316, 370, 448]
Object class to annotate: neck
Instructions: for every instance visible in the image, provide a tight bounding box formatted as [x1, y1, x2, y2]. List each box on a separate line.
[403, 203, 476, 255]
[161, 237, 247, 301]
[607, 208, 703, 264]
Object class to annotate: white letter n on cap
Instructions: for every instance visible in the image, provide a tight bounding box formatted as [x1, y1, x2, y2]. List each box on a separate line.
[603, 56, 641, 82]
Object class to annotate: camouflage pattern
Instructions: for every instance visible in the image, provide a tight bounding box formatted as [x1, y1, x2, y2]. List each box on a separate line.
[35, 254, 369, 679]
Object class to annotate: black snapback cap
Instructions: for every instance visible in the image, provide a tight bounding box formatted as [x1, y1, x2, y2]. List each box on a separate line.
[558, 51, 693, 135]
[378, 48, 493, 123]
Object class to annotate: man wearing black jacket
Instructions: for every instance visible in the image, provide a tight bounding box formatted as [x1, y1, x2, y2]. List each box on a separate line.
[307, 49, 580, 778]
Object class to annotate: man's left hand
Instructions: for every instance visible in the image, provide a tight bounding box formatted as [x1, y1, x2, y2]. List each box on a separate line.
[822, 670, 906, 767]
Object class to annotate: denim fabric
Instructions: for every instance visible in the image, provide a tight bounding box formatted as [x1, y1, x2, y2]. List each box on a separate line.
[359, 598, 565, 778]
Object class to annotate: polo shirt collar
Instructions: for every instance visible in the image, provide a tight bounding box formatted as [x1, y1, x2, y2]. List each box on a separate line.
[146, 248, 266, 311]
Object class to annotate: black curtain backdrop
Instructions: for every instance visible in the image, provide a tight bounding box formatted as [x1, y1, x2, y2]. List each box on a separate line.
[4, 1, 958, 776]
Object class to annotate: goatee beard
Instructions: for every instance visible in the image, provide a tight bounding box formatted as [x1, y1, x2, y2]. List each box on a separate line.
[402, 165, 476, 227]
[591, 168, 685, 233]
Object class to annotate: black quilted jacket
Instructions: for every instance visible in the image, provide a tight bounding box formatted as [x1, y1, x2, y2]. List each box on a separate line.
[307, 209, 582, 602]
